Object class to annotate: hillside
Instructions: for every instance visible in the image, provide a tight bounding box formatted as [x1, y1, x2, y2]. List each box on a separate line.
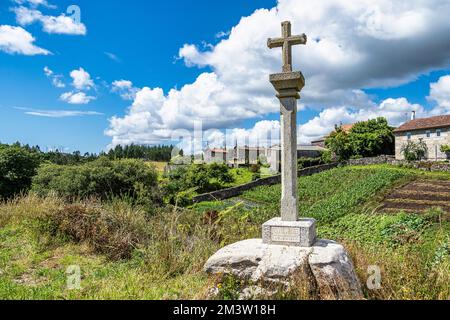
[0, 165, 448, 300]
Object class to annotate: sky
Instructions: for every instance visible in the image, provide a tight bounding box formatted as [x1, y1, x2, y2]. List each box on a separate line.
[1, 0, 450, 154]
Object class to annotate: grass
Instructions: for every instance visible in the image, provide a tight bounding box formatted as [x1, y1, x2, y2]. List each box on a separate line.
[0, 164, 448, 300]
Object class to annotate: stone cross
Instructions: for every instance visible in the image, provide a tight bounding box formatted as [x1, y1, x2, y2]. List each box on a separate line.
[267, 21, 307, 73]
[262, 21, 316, 247]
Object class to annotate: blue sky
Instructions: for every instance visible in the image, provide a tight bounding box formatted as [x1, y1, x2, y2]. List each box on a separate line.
[1, 0, 450, 153]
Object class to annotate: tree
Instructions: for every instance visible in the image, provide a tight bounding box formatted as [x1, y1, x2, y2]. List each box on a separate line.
[325, 118, 395, 161]
[325, 126, 352, 161]
[401, 139, 428, 161]
[0, 145, 40, 199]
[348, 118, 395, 157]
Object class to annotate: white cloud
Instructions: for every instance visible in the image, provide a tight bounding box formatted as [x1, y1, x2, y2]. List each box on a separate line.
[107, 0, 450, 148]
[298, 98, 425, 144]
[0, 25, 50, 55]
[43, 66, 65, 88]
[60, 91, 96, 104]
[104, 52, 121, 62]
[70, 67, 94, 90]
[15, 107, 103, 118]
[14, 6, 86, 35]
[13, 0, 55, 8]
[111, 80, 138, 100]
[428, 75, 450, 112]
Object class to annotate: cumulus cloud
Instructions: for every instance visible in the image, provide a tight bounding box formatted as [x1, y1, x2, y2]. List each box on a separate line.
[70, 67, 94, 90]
[107, 0, 450, 149]
[43, 66, 65, 88]
[14, 6, 86, 35]
[13, 0, 55, 8]
[298, 97, 425, 143]
[428, 75, 450, 113]
[60, 91, 96, 104]
[111, 80, 138, 100]
[0, 25, 50, 55]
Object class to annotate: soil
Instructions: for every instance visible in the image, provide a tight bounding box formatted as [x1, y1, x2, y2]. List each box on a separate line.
[381, 180, 450, 217]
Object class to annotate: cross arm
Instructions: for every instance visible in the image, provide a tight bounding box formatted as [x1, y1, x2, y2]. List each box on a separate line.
[267, 34, 308, 49]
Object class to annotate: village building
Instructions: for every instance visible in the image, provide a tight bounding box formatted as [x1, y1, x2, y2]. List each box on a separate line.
[394, 113, 450, 161]
[203, 146, 268, 166]
[267, 145, 328, 173]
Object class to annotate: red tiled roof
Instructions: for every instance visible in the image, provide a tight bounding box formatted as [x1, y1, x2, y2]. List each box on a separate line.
[394, 115, 450, 133]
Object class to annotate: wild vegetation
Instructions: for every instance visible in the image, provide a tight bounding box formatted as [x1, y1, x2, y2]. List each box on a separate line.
[0, 165, 448, 300]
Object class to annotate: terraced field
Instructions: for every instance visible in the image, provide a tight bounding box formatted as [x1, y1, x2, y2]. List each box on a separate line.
[381, 180, 450, 218]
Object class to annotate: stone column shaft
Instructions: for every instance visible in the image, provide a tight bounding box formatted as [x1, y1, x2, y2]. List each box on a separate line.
[280, 96, 298, 221]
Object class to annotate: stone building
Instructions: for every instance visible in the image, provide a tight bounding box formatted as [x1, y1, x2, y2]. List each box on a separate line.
[394, 114, 450, 161]
[203, 146, 267, 166]
[268, 145, 328, 173]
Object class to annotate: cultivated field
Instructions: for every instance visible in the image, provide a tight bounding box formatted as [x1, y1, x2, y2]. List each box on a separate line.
[382, 180, 450, 218]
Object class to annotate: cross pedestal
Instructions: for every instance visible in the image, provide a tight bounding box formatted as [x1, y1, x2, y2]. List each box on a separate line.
[262, 71, 316, 247]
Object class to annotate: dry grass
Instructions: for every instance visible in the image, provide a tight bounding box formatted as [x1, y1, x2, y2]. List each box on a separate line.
[345, 240, 450, 300]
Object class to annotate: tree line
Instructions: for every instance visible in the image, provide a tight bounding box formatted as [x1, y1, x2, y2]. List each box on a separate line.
[0, 141, 177, 165]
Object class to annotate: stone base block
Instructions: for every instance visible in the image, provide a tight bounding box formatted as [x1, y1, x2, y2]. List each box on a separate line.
[204, 239, 364, 300]
[262, 217, 316, 247]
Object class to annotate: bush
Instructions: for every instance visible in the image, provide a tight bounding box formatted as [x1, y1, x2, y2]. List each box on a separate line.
[46, 200, 151, 260]
[320, 150, 333, 164]
[249, 164, 261, 173]
[164, 163, 234, 205]
[32, 157, 161, 210]
[401, 140, 428, 161]
[298, 157, 323, 169]
[0, 145, 40, 199]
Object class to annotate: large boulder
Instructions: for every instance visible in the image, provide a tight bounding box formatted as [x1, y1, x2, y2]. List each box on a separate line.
[204, 239, 363, 300]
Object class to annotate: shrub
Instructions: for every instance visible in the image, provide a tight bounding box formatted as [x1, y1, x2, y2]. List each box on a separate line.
[320, 150, 333, 164]
[45, 200, 151, 260]
[164, 163, 234, 204]
[249, 164, 261, 173]
[298, 157, 323, 169]
[0, 145, 40, 199]
[441, 145, 450, 159]
[401, 139, 428, 161]
[32, 157, 161, 210]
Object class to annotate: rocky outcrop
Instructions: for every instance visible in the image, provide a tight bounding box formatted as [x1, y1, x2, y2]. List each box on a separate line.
[204, 239, 363, 300]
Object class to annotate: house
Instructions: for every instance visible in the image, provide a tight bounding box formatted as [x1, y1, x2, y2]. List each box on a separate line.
[204, 146, 267, 166]
[394, 113, 450, 161]
[311, 124, 355, 148]
[204, 148, 229, 164]
[268, 145, 328, 173]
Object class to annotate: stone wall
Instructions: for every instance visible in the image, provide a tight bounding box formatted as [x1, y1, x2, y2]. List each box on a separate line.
[347, 155, 450, 172]
[347, 155, 395, 166]
[193, 162, 340, 203]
